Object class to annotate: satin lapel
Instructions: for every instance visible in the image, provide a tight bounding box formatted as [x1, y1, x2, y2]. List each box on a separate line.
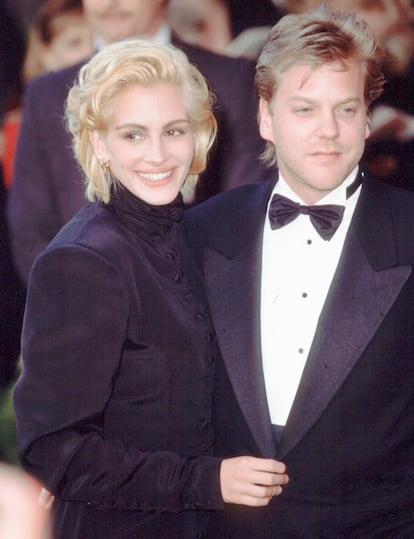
[278, 181, 412, 458]
[203, 186, 276, 457]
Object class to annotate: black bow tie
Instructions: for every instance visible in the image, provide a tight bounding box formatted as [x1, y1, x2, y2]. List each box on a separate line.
[269, 194, 345, 240]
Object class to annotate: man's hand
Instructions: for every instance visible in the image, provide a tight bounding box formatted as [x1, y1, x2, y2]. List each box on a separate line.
[38, 487, 55, 509]
[220, 456, 289, 506]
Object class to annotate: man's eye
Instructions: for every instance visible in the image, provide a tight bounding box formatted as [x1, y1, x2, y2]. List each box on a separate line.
[339, 106, 357, 115]
[294, 107, 314, 114]
[165, 129, 183, 136]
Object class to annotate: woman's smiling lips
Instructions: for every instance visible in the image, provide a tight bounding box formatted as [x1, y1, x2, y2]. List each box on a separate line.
[138, 170, 173, 182]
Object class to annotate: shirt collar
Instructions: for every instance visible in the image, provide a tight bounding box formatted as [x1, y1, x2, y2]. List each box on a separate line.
[93, 23, 171, 51]
[274, 166, 360, 206]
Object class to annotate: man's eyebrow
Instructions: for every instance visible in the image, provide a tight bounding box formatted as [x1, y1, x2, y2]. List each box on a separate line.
[287, 96, 362, 104]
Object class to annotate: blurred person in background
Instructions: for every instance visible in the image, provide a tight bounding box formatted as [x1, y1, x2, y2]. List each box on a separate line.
[1, 0, 93, 409]
[169, 0, 284, 60]
[1, 0, 94, 189]
[0, 463, 51, 539]
[226, 0, 286, 38]
[0, 168, 25, 395]
[7, 0, 269, 287]
[0, 4, 26, 399]
[4, 0, 43, 36]
[23, 0, 93, 81]
[225, 0, 288, 59]
[168, 0, 233, 54]
[167, 0, 287, 59]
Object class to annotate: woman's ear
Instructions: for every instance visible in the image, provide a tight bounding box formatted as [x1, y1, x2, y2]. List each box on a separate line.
[258, 98, 275, 143]
[89, 130, 107, 160]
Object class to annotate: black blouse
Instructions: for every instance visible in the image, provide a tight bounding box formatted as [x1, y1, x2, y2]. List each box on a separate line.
[14, 184, 223, 539]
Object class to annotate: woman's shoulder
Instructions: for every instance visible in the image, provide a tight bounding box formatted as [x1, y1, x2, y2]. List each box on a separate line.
[41, 203, 135, 267]
[29, 204, 138, 296]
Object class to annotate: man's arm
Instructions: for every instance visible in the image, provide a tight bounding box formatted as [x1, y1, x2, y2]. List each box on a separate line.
[7, 78, 63, 284]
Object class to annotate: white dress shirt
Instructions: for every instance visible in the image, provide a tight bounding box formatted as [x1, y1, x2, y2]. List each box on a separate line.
[260, 168, 362, 426]
[93, 23, 171, 51]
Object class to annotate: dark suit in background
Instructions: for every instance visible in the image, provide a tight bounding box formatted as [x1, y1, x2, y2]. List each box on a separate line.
[7, 39, 269, 285]
[0, 167, 25, 391]
[184, 173, 414, 538]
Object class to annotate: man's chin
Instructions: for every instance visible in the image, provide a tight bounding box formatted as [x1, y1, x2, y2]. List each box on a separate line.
[102, 27, 138, 45]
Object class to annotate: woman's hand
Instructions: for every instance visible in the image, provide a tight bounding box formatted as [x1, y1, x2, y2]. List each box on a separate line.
[220, 456, 288, 506]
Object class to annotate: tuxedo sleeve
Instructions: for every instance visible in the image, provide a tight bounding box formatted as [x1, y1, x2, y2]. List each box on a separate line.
[13, 244, 223, 511]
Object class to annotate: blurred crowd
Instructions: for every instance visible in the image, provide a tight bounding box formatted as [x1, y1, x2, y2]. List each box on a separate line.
[1, 1, 414, 537]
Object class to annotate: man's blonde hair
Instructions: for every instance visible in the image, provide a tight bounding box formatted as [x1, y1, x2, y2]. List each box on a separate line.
[256, 4, 385, 167]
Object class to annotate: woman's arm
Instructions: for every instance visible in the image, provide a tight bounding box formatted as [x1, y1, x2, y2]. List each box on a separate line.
[14, 244, 223, 512]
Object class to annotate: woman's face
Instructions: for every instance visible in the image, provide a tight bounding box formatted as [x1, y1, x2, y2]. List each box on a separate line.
[90, 83, 195, 206]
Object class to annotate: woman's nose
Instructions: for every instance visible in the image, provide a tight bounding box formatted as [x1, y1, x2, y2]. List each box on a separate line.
[145, 137, 168, 164]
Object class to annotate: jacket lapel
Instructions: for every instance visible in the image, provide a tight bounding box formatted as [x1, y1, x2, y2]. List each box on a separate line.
[278, 177, 412, 457]
[203, 182, 276, 457]
[202, 175, 412, 459]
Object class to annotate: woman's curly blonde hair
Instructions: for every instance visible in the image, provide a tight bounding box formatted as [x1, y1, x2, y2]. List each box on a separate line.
[65, 37, 217, 202]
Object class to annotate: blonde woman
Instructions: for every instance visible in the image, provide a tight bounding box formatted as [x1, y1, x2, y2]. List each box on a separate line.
[13, 39, 287, 539]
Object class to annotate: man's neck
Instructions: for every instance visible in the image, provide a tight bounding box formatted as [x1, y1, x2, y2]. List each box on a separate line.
[93, 23, 171, 51]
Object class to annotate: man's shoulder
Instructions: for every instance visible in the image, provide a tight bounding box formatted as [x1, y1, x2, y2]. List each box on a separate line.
[382, 180, 414, 231]
[21, 59, 90, 129]
[185, 180, 272, 244]
[386, 180, 414, 205]
[25, 59, 87, 99]
[359, 175, 414, 262]
[365, 173, 414, 210]
[188, 182, 263, 218]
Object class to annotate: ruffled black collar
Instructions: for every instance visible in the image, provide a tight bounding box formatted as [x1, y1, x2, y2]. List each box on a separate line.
[107, 183, 184, 238]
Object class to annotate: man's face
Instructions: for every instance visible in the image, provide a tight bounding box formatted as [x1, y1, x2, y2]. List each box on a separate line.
[82, 0, 166, 45]
[259, 59, 370, 204]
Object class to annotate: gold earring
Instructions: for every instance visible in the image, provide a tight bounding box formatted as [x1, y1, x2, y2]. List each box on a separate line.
[98, 156, 109, 170]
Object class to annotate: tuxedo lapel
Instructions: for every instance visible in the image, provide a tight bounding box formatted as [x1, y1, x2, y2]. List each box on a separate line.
[203, 182, 276, 457]
[278, 178, 412, 458]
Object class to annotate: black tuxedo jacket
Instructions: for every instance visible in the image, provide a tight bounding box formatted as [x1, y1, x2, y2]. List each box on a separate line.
[7, 39, 269, 285]
[184, 173, 414, 538]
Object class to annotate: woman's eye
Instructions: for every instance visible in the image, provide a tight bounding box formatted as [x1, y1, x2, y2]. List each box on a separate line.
[125, 133, 143, 141]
